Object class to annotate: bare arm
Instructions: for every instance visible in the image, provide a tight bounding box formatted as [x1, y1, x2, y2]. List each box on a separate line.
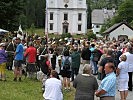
[95, 89, 107, 97]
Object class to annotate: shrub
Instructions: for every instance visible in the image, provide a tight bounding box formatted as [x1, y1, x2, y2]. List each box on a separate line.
[86, 32, 96, 41]
[61, 33, 72, 39]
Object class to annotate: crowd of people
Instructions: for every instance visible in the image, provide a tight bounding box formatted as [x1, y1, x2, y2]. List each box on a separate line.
[0, 34, 133, 100]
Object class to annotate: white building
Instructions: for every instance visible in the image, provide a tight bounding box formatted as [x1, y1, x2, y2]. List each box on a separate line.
[45, 0, 87, 35]
[103, 22, 133, 40]
[92, 8, 116, 34]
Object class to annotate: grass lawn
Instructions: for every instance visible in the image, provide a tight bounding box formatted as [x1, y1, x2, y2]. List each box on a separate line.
[0, 70, 75, 100]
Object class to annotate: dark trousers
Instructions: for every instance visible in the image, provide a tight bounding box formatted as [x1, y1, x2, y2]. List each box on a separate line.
[71, 68, 79, 81]
[100, 96, 115, 100]
[6, 56, 14, 70]
[128, 72, 132, 91]
[51, 63, 56, 70]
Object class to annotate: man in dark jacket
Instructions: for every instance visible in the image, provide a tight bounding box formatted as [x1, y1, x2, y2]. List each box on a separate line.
[71, 47, 80, 81]
[81, 44, 91, 65]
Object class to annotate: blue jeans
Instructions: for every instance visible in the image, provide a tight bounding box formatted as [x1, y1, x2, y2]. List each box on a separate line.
[92, 60, 98, 74]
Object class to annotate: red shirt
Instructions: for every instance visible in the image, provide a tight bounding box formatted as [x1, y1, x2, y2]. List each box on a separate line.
[24, 46, 37, 63]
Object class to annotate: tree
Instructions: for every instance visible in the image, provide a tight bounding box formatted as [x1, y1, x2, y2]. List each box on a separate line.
[0, 0, 25, 31]
[23, 0, 46, 28]
[86, 0, 92, 29]
[116, 0, 133, 23]
[100, 0, 133, 33]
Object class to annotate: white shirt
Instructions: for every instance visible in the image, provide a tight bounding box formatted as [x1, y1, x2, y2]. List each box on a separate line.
[118, 61, 129, 79]
[123, 52, 133, 72]
[43, 78, 63, 100]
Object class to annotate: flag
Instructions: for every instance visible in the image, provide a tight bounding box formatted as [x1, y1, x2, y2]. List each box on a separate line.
[17, 25, 24, 40]
[18, 25, 23, 34]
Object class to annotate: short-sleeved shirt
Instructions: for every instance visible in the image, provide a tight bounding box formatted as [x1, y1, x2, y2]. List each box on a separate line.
[90, 47, 95, 59]
[15, 43, 24, 60]
[43, 78, 63, 100]
[123, 52, 133, 72]
[118, 61, 129, 79]
[98, 72, 116, 97]
[24, 46, 37, 63]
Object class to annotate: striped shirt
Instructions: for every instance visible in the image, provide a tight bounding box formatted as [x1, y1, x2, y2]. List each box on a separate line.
[98, 72, 116, 97]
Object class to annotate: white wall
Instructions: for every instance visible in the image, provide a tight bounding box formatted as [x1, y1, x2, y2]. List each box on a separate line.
[45, 0, 87, 34]
[109, 24, 133, 40]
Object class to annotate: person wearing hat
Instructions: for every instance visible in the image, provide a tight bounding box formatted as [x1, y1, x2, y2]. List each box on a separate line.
[5, 37, 17, 70]
[0, 43, 7, 81]
[13, 37, 24, 81]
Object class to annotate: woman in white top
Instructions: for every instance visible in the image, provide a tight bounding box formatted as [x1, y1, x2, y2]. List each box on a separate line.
[123, 46, 133, 91]
[117, 55, 129, 100]
[43, 70, 63, 100]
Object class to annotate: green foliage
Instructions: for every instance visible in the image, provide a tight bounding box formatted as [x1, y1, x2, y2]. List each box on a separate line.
[86, 30, 96, 41]
[0, 0, 25, 31]
[23, 0, 45, 28]
[61, 33, 72, 39]
[100, 0, 133, 33]
[130, 20, 133, 27]
[116, 0, 133, 23]
[88, 0, 124, 9]
[29, 23, 35, 34]
[100, 19, 114, 33]
[86, 0, 124, 29]
[0, 0, 127, 31]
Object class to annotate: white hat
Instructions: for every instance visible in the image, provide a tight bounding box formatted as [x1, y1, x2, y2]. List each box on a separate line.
[12, 37, 16, 41]
[0, 43, 5, 47]
[52, 41, 55, 45]
[66, 42, 70, 45]
[59, 39, 62, 41]
[64, 38, 68, 40]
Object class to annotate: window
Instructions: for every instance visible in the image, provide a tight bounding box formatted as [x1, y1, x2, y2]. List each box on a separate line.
[50, 12, 53, 20]
[50, 23, 53, 30]
[78, 0, 82, 5]
[64, 13, 68, 20]
[96, 25, 100, 28]
[78, 24, 81, 31]
[78, 13, 82, 21]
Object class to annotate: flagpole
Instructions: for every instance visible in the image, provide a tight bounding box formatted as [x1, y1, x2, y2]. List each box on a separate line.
[45, 0, 49, 53]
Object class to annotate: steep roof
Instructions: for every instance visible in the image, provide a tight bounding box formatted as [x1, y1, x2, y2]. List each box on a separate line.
[92, 9, 116, 24]
[103, 22, 133, 34]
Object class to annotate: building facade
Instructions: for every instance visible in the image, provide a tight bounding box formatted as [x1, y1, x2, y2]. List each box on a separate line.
[92, 8, 116, 34]
[103, 22, 133, 40]
[45, 0, 87, 35]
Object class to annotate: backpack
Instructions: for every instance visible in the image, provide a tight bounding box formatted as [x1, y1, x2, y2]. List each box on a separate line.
[92, 49, 102, 62]
[63, 57, 71, 70]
